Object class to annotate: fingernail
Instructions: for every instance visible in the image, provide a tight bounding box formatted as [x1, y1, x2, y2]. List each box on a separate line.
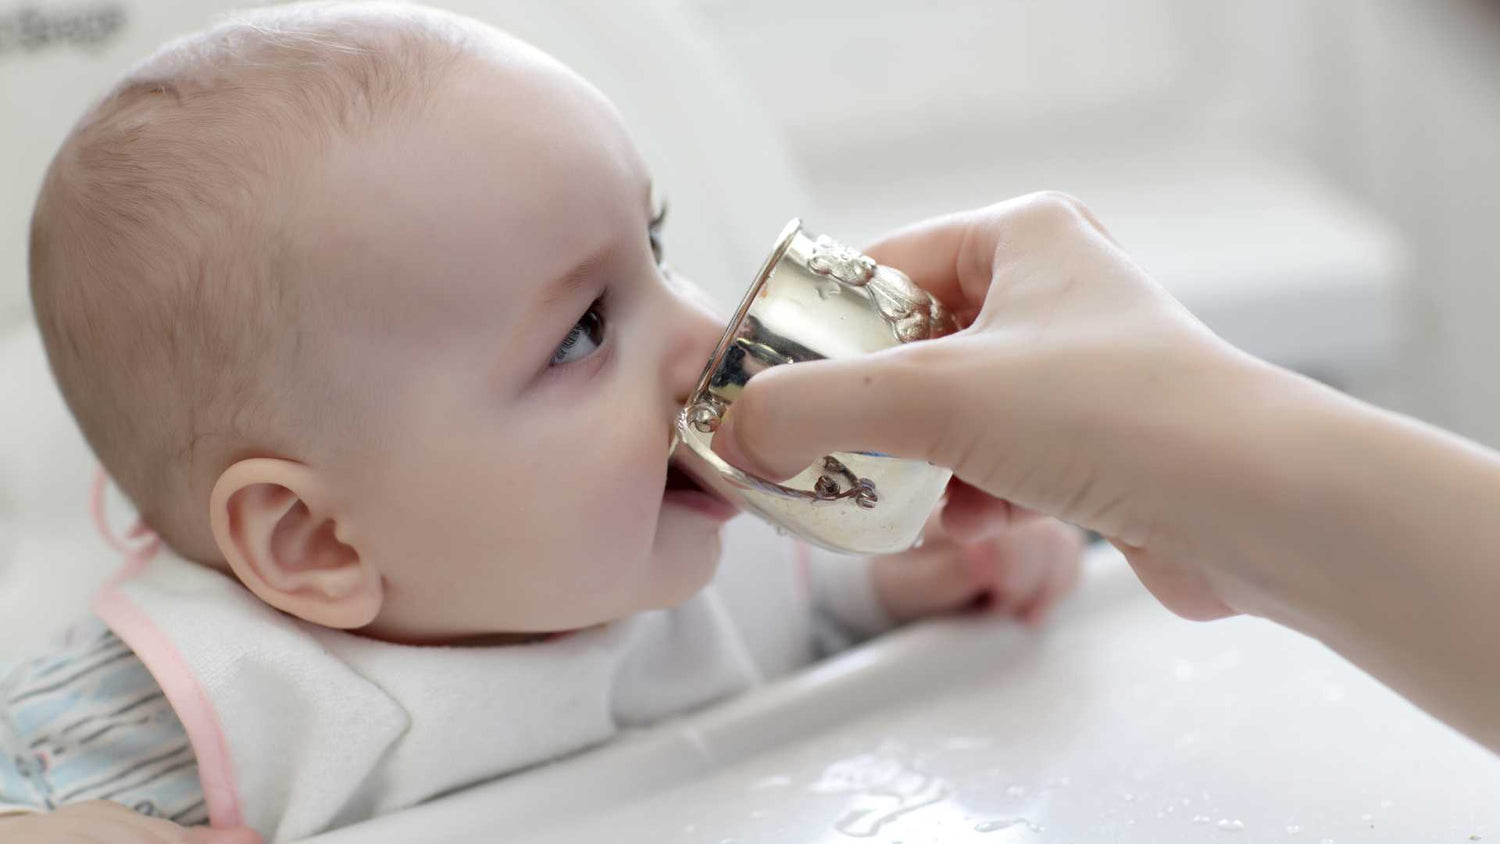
[711, 413, 775, 478]
[711, 413, 752, 471]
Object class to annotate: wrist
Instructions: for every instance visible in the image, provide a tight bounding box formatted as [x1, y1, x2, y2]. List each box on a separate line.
[1161, 353, 1499, 632]
[1180, 361, 1500, 749]
[1132, 351, 1335, 620]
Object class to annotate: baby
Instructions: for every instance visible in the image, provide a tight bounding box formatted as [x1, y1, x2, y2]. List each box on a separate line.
[1, 3, 1081, 841]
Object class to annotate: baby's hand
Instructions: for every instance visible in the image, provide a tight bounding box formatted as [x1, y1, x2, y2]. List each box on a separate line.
[0, 800, 261, 843]
[872, 516, 1083, 626]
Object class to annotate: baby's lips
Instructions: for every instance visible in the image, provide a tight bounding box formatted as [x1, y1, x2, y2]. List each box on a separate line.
[666, 441, 741, 512]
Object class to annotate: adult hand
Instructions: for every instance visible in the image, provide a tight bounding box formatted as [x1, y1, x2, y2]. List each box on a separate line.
[711, 193, 1500, 751]
[713, 193, 1256, 620]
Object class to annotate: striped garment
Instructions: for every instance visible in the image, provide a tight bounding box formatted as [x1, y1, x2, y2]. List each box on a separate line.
[0, 616, 204, 824]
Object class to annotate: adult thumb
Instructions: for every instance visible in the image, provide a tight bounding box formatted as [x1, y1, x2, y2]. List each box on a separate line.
[709, 341, 965, 482]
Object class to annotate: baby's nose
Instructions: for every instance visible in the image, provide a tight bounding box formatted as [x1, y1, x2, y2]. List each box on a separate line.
[663, 275, 727, 407]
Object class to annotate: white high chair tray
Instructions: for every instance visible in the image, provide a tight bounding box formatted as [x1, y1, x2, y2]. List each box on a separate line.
[306, 547, 1498, 844]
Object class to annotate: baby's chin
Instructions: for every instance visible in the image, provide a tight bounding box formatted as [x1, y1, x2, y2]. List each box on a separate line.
[645, 510, 726, 610]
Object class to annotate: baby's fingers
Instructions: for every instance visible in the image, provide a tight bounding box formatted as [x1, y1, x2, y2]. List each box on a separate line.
[1018, 544, 1084, 625]
[872, 541, 981, 623]
[940, 479, 1042, 544]
[970, 519, 1084, 616]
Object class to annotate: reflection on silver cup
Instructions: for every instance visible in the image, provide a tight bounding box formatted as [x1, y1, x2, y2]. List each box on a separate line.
[673, 219, 958, 555]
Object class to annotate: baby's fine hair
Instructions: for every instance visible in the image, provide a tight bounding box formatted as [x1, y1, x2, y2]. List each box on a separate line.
[29, 2, 476, 562]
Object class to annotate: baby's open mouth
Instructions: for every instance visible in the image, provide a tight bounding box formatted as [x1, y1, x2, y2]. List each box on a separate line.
[663, 459, 739, 521]
[665, 463, 706, 494]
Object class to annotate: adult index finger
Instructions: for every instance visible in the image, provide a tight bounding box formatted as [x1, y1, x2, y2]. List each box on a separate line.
[710, 342, 964, 482]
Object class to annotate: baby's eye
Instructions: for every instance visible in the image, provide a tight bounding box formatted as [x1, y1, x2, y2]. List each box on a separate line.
[551, 298, 606, 366]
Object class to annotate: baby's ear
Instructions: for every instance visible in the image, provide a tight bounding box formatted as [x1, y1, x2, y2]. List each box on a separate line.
[209, 458, 382, 629]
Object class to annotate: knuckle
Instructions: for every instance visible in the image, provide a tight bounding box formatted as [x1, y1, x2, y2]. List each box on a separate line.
[953, 215, 995, 294]
[884, 343, 965, 458]
[1023, 190, 1091, 228]
[975, 192, 1100, 267]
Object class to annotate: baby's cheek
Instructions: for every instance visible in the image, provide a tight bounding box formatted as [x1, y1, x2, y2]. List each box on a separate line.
[596, 428, 668, 526]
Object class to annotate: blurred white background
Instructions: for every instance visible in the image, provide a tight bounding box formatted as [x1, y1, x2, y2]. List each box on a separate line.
[2, 0, 1499, 442]
[685, 0, 1500, 444]
[706, 0, 1500, 448]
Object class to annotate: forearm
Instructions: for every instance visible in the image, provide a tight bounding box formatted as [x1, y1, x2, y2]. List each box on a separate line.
[1175, 363, 1500, 750]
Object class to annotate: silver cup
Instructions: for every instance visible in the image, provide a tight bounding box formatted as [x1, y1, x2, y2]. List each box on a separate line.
[672, 219, 959, 554]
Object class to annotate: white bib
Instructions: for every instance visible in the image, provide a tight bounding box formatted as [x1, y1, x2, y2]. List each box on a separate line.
[93, 549, 763, 841]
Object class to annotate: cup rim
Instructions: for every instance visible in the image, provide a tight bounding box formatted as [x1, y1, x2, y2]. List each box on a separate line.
[685, 217, 803, 408]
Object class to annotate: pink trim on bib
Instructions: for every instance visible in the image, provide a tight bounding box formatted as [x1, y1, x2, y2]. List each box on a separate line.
[91, 468, 160, 574]
[89, 469, 243, 830]
[94, 587, 243, 830]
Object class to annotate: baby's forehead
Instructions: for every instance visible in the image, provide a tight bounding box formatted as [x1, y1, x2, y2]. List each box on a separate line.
[295, 51, 651, 345]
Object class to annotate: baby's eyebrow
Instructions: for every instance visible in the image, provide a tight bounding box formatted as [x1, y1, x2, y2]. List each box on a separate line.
[529, 240, 612, 323]
[506, 242, 611, 378]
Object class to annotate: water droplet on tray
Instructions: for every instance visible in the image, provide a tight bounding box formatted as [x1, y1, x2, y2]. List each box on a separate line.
[976, 818, 1044, 834]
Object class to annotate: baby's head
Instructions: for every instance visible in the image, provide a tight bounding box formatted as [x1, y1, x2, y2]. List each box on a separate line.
[29, 2, 736, 642]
